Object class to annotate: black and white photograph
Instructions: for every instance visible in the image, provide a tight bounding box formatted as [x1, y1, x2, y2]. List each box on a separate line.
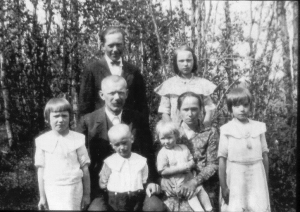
[0, 0, 297, 211]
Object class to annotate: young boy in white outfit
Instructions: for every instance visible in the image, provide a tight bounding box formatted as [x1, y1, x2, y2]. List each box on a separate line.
[99, 124, 148, 211]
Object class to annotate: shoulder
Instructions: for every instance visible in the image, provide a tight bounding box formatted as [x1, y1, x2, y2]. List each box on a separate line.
[35, 130, 54, 146]
[68, 130, 85, 145]
[249, 119, 266, 135]
[249, 119, 266, 128]
[83, 108, 104, 123]
[190, 77, 217, 95]
[131, 152, 147, 162]
[123, 61, 140, 72]
[220, 120, 234, 132]
[154, 76, 180, 95]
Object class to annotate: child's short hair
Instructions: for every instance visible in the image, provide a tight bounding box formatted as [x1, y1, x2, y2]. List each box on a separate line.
[44, 98, 72, 123]
[155, 120, 180, 140]
[226, 87, 252, 113]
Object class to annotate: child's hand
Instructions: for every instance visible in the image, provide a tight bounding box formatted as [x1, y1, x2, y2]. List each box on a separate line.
[188, 160, 196, 169]
[81, 194, 90, 211]
[222, 187, 230, 205]
[38, 197, 48, 210]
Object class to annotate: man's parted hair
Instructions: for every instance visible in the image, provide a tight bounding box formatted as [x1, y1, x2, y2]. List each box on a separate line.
[100, 26, 125, 44]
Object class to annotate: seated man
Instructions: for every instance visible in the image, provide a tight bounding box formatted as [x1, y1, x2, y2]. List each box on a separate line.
[77, 75, 166, 211]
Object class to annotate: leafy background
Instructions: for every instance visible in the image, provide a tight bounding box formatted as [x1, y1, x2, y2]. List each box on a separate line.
[0, 0, 297, 211]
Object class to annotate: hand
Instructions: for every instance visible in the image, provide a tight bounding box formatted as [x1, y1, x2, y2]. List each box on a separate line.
[38, 197, 48, 210]
[222, 187, 230, 205]
[160, 177, 176, 196]
[187, 160, 196, 169]
[81, 193, 90, 211]
[146, 183, 161, 197]
[178, 179, 198, 200]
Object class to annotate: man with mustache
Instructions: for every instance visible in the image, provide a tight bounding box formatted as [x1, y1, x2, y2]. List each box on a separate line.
[78, 26, 149, 121]
[77, 75, 165, 211]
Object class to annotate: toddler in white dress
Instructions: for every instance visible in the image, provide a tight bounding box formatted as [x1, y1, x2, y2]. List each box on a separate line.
[35, 98, 91, 210]
[156, 120, 212, 211]
[218, 87, 270, 212]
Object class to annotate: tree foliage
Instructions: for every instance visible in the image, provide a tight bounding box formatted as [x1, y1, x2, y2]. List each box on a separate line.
[0, 0, 297, 211]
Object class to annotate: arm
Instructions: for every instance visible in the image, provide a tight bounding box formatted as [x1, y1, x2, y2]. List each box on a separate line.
[219, 157, 229, 204]
[158, 95, 171, 121]
[160, 160, 195, 176]
[193, 129, 219, 186]
[262, 152, 269, 184]
[99, 163, 111, 190]
[178, 130, 219, 199]
[81, 165, 91, 210]
[37, 168, 48, 210]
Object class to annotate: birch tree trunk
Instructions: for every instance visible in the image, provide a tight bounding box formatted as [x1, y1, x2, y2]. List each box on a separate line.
[190, 0, 196, 49]
[224, 0, 233, 84]
[0, 1, 13, 148]
[147, 0, 165, 77]
[196, 0, 205, 75]
[277, 1, 293, 114]
[179, 0, 186, 43]
[71, 0, 80, 127]
[292, 1, 298, 91]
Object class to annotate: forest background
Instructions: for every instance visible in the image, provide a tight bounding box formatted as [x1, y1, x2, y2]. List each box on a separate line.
[0, 0, 297, 211]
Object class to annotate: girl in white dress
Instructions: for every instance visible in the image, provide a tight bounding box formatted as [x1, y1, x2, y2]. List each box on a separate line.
[154, 44, 216, 127]
[35, 98, 91, 210]
[218, 87, 270, 212]
[156, 120, 213, 212]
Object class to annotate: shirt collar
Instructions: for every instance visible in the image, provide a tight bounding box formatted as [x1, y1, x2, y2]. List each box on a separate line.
[105, 107, 122, 123]
[105, 54, 123, 67]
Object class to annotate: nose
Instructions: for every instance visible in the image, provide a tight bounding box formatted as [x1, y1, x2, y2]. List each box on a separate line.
[187, 110, 192, 116]
[112, 45, 118, 51]
[114, 92, 120, 99]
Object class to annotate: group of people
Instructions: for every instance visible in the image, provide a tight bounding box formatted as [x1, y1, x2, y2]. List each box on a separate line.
[34, 26, 271, 212]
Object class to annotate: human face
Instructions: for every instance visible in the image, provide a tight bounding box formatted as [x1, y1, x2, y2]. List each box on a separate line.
[232, 102, 250, 123]
[100, 80, 128, 115]
[177, 50, 194, 78]
[49, 111, 69, 135]
[179, 96, 200, 126]
[159, 132, 177, 149]
[102, 32, 124, 61]
[110, 133, 133, 158]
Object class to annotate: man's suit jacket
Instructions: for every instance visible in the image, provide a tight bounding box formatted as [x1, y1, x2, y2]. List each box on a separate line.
[78, 57, 149, 119]
[76, 107, 157, 199]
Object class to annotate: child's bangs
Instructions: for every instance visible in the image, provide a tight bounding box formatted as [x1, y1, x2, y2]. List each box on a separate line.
[232, 95, 250, 106]
[49, 101, 71, 113]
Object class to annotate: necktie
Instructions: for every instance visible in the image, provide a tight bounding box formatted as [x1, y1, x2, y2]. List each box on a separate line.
[111, 60, 120, 66]
[112, 116, 120, 125]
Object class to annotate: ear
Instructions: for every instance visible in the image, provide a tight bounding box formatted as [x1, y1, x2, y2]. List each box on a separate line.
[99, 90, 105, 100]
[124, 89, 128, 99]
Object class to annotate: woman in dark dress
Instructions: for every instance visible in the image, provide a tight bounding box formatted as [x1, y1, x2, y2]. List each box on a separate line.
[160, 92, 219, 211]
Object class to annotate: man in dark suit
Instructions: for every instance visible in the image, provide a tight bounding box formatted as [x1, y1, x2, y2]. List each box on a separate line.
[78, 26, 149, 120]
[77, 75, 165, 211]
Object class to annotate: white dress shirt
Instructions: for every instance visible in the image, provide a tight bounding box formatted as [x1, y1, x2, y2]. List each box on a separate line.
[105, 107, 122, 125]
[105, 54, 123, 76]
